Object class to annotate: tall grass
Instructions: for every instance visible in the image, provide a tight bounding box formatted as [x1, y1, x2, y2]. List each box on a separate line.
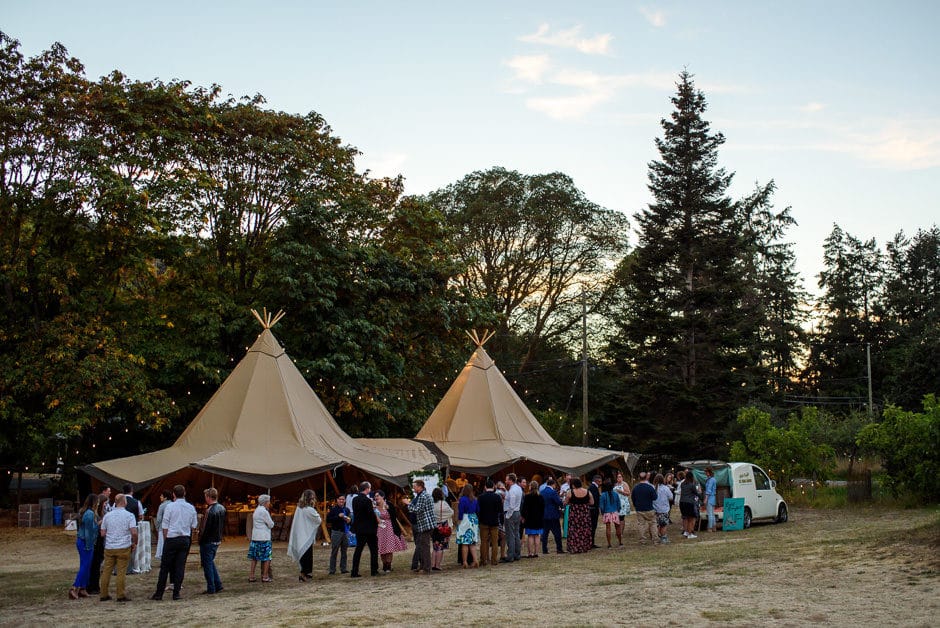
[780, 481, 924, 509]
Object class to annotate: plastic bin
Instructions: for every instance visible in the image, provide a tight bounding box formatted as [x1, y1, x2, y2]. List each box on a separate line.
[53, 506, 63, 525]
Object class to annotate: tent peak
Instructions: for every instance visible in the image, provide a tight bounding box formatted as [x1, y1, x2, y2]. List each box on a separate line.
[252, 308, 286, 330]
[465, 329, 495, 347]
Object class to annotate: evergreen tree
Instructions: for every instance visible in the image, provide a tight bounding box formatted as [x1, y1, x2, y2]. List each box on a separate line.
[737, 181, 809, 393]
[878, 226, 940, 408]
[805, 225, 883, 408]
[603, 71, 763, 455]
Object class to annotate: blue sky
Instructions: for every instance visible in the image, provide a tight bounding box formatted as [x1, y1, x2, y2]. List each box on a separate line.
[4, 1, 938, 292]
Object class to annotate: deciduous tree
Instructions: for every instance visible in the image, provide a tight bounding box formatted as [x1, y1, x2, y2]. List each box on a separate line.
[428, 167, 629, 372]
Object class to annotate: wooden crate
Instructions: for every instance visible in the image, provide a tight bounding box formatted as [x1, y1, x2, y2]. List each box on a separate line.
[18, 513, 40, 527]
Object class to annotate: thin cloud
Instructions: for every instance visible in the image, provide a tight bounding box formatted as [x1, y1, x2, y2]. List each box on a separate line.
[527, 91, 612, 120]
[726, 117, 940, 171]
[505, 54, 552, 84]
[639, 6, 667, 27]
[800, 102, 826, 113]
[848, 120, 940, 170]
[513, 69, 683, 120]
[519, 23, 613, 55]
[552, 68, 677, 91]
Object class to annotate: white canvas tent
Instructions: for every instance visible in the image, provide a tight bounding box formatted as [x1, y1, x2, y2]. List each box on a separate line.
[363, 331, 638, 477]
[83, 309, 438, 490]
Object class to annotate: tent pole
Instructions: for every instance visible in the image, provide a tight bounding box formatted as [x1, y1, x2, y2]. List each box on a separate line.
[326, 471, 341, 497]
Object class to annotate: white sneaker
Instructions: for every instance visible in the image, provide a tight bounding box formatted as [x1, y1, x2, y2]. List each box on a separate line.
[682, 531, 688, 537]
[687, 534, 697, 539]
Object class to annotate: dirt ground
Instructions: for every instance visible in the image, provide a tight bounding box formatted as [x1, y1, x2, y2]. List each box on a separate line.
[0, 506, 937, 627]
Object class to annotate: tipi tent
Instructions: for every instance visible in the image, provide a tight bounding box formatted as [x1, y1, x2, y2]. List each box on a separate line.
[363, 331, 637, 477]
[83, 309, 438, 490]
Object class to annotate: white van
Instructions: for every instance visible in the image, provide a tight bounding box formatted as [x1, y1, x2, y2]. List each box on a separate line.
[679, 460, 788, 529]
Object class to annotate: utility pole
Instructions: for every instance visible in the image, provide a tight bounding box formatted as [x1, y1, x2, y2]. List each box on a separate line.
[866, 343, 873, 416]
[582, 288, 589, 446]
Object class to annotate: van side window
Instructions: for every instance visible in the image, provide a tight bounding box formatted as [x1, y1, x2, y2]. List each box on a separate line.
[752, 466, 771, 490]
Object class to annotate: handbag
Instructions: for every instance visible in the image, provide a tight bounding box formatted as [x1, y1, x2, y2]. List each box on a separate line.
[435, 503, 452, 537]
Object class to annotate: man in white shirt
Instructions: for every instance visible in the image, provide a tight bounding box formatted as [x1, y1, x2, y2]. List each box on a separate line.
[98, 493, 138, 601]
[151, 484, 198, 601]
[501, 473, 523, 563]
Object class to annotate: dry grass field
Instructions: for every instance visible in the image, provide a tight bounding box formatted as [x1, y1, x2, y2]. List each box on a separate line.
[0, 506, 937, 627]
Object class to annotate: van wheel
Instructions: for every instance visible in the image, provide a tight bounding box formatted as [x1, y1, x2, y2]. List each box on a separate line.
[743, 507, 752, 529]
[775, 503, 788, 524]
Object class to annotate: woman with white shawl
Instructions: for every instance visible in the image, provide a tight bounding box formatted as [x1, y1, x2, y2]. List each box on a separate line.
[287, 489, 322, 582]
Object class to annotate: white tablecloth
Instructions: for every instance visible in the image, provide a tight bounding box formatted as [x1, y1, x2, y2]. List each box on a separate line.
[155, 524, 164, 560]
[131, 521, 152, 573]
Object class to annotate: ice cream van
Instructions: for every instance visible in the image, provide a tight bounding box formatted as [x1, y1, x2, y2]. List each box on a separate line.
[679, 460, 788, 529]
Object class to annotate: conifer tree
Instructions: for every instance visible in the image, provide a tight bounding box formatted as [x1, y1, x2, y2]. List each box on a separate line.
[804, 225, 883, 407]
[604, 71, 764, 455]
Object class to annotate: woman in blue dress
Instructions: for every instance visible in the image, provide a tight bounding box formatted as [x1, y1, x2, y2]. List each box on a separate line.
[455, 484, 480, 567]
[69, 493, 99, 599]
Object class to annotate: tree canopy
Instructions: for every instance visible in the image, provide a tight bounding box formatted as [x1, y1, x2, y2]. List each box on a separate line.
[0, 36, 936, 495]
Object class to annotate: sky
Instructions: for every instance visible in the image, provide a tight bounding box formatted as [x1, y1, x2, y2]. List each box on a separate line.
[3, 1, 938, 292]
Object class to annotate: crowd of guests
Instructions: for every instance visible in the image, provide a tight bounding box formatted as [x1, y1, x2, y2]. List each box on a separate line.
[68, 467, 715, 601]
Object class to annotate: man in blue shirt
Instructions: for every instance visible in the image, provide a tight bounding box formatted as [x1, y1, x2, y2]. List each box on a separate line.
[540, 478, 564, 554]
[631, 472, 657, 545]
[501, 473, 523, 562]
[151, 484, 198, 601]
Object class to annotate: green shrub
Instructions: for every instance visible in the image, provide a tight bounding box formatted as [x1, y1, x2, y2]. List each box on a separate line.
[730, 406, 836, 485]
[857, 394, 940, 502]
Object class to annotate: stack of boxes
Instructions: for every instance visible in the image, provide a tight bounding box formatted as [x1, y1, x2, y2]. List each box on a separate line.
[18, 503, 41, 527]
[17, 500, 76, 527]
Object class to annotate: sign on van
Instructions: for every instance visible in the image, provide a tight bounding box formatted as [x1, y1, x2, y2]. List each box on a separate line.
[722, 498, 745, 531]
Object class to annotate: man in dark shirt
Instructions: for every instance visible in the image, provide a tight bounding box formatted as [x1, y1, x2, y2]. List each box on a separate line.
[540, 478, 564, 554]
[631, 473, 657, 545]
[199, 488, 226, 594]
[477, 478, 503, 567]
[588, 475, 602, 548]
[350, 482, 380, 577]
[325, 495, 351, 575]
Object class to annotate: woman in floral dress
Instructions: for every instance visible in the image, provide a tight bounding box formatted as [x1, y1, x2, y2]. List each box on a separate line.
[565, 478, 594, 553]
[374, 491, 407, 572]
[455, 484, 480, 567]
